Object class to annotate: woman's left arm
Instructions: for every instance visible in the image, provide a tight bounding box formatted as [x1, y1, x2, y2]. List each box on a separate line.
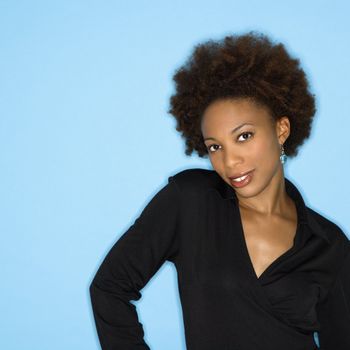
[316, 240, 350, 350]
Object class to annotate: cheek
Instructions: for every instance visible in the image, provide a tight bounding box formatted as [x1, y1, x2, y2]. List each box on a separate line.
[251, 138, 278, 162]
[209, 156, 223, 171]
[208, 155, 225, 177]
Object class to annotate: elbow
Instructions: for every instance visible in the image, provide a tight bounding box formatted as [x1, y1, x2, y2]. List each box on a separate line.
[89, 281, 94, 300]
[89, 278, 98, 301]
[89, 280, 94, 294]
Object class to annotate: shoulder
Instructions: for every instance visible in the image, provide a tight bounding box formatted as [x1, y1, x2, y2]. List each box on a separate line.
[168, 167, 223, 196]
[306, 205, 349, 250]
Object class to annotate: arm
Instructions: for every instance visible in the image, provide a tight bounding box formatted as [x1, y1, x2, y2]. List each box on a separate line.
[89, 176, 180, 349]
[316, 240, 350, 349]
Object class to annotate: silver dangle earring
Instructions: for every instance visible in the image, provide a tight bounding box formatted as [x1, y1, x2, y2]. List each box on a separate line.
[280, 144, 287, 164]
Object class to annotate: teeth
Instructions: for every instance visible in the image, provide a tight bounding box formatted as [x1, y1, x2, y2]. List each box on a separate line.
[232, 174, 248, 182]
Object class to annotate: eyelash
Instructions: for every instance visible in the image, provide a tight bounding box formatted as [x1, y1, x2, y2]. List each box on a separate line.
[206, 131, 254, 153]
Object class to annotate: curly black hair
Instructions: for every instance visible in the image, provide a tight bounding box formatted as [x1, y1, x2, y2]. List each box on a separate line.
[168, 30, 316, 158]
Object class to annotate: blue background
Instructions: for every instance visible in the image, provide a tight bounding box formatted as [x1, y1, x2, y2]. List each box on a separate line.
[1, 1, 349, 349]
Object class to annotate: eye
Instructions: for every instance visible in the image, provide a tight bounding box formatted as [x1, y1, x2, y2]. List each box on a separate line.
[206, 131, 254, 154]
[237, 131, 254, 142]
[207, 144, 221, 153]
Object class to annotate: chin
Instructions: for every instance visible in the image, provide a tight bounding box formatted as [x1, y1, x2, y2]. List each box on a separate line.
[233, 186, 260, 199]
[232, 171, 272, 199]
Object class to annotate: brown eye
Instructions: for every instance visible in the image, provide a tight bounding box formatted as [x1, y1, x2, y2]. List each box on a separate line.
[207, 144, 220, 153]
[238, 132, 253, 142]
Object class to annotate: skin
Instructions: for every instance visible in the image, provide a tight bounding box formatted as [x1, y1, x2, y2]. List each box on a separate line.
[201, 97, 298, 278]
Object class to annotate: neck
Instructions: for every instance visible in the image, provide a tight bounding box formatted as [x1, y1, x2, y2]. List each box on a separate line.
[236, 167, 291, 216]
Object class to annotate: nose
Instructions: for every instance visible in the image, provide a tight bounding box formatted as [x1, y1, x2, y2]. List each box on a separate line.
[223, 148, 244, 169]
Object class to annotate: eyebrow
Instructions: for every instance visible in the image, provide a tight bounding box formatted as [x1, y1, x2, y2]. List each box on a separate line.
[203, 123, 254, 142]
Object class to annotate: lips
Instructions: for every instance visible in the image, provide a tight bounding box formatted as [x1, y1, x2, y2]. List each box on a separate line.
[228, 170, 254, 180]
[228, 169, 254, 188]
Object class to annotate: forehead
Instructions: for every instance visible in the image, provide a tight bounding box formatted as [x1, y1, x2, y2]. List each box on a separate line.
[201, 98, 273, 130]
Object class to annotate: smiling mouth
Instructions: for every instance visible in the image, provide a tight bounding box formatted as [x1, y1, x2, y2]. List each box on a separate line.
[231, 174, 249, 182]
[228, 169, 254, 181]
[229, 170, 254, 188]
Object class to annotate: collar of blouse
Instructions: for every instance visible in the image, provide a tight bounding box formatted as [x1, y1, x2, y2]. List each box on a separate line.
[216, 174, 331, 245]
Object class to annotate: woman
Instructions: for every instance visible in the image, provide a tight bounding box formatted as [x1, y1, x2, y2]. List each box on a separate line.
[89, 31, 350, 349]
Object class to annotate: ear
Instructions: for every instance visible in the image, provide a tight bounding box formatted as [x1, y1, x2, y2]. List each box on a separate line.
[275, 116, 290, 144]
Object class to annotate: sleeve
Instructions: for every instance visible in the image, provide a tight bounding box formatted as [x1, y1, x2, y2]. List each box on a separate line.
[89, 176, 180, 349]
[316, 241, 350, 350]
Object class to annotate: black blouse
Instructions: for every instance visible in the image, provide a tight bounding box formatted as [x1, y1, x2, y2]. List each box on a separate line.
[89, 168, 350, 350]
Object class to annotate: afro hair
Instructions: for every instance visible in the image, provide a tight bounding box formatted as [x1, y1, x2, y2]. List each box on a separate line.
[168, 30, 316, 158]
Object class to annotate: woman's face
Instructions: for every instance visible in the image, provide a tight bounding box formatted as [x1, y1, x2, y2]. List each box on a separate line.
[200, 97, 290, 199]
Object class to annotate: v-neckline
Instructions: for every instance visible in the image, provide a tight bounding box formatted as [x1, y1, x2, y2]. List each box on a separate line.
[235, 200, 300, 282]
